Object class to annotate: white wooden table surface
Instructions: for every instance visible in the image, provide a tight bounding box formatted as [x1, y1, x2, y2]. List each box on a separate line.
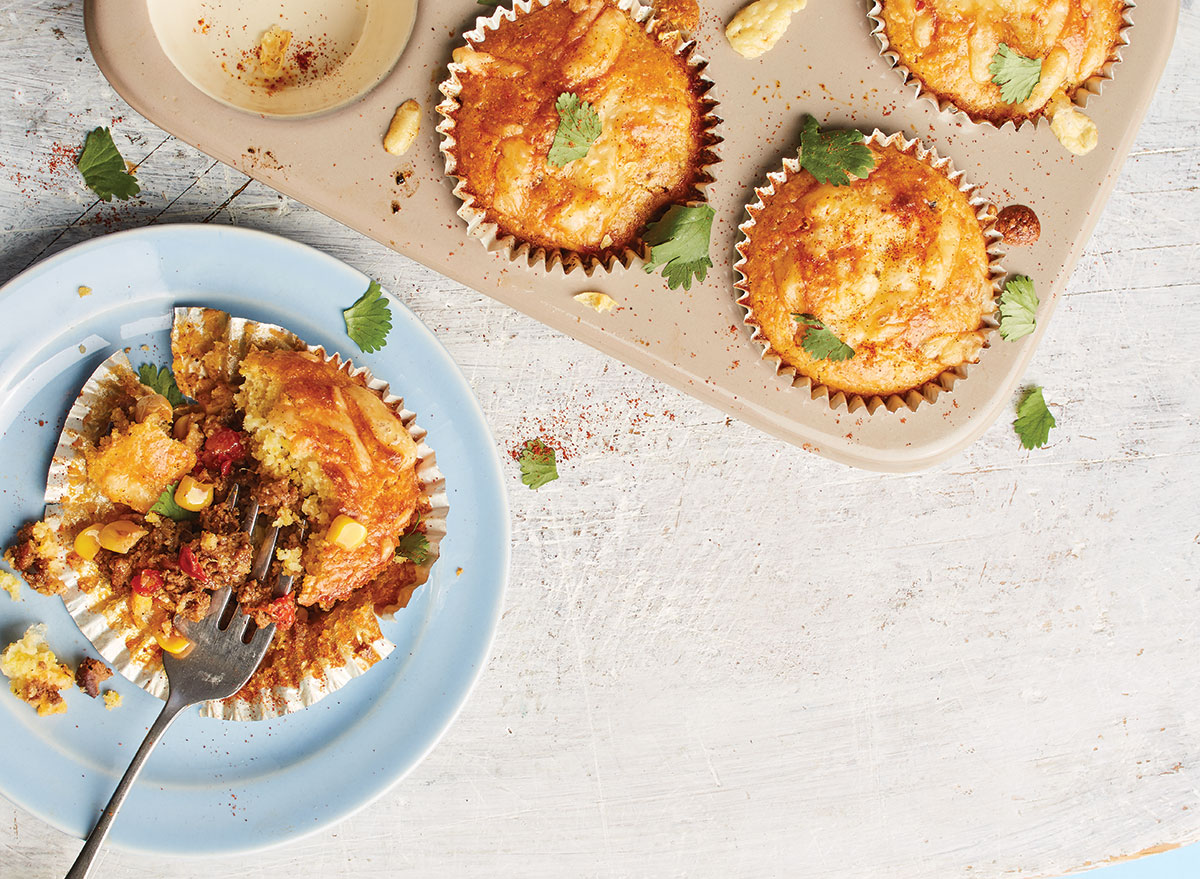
[1, 2, 1197, 877]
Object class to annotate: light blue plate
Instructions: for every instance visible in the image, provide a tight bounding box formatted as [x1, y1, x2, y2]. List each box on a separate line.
[0, 225, 509, 855]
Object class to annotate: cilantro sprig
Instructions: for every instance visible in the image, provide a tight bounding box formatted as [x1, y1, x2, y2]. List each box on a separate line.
[343, 280, 392, 353]
[518, 439, 558, 490]
[998, 275, 1039, 341]
[77, 127, 140, 202]
[136, 363, 186, 407]
[799, 115, 874, 186]
[548, 93, 602, 168]
[395, 519, 430, 566]
[989, 44, 1042, 104]
[643, 204, 715, 291]
[1013, 386, 1056, 449]
[791, 313, 855, 362]
[149, 484, 197, 521]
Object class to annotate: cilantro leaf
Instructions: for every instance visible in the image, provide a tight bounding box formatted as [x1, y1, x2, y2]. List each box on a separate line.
[343, 280, 392, 353]
[395, 529, 430, 566]
[642, 204, 715, 291]
[149, 484, 198, 521]
[792, 313, 855, 362]
[1013, 386, 1056, 450]
[548, 93, 602, 168]
[77, 127, 140, 202]
[798, 115, 874, 186]
[998, 275, 1039, 341]
[136, 363, 186, 407]
[518, 439, 558, 490]
[989, 44, 1042, 104]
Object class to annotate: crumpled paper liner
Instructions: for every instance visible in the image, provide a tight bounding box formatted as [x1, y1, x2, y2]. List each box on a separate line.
[435, 0, 722, 276]
[867, 0, 1135, 130]
[733, 130, 1006, 415]
[39, 309, 447, 721]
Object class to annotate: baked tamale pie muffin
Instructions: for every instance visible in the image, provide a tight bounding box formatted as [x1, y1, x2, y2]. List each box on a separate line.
[736, 131, 999, 408]
[438, 0, 718, 267]
[874, 0, 1127, 135]
[5, 308, 445, 719]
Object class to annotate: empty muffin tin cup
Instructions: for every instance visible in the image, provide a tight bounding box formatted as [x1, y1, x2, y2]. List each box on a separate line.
[147, 0, 419, 118]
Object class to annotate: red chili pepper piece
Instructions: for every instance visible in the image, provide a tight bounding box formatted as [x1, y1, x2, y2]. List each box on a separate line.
[131, 569, 163, 596]
[179, 544, 209, 581]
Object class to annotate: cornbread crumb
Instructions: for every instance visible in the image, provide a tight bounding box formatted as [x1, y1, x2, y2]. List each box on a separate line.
[574, 291, 618, 313]
[75, 656, 113, 698]
[276, 547, 303, 578]
[258, 25, 292, 77]
[78, 285, 92, 297]
[1048, 93, 1098, 156]
[384, 100, 421, 157]
[655, 0, 700, 32]
[104, 690, 122, 710]
[0, 571, 20, 601]
[726, 0, 806, 59]
[1, 624, 74, 716]
[456, 567, 463, 576]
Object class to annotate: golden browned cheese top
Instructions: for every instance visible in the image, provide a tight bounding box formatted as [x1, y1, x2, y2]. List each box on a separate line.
[879, 0, 1127, 123]
[741, 144, 994, 398]
[241, 350, 421, 608]
[450, 0, 706, 254]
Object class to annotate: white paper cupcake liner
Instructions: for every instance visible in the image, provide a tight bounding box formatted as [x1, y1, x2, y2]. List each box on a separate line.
[435, 0, 722, 276]
[867, 1, 1135, 130]
[38, 309, 447, 721]
[733, 130, 1007, 415]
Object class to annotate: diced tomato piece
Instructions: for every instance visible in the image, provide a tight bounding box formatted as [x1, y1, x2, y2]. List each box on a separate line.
[178, 544, 209, 581]
[131, 569, 163, 596]
[200, 428, 246, 478]
[266, 595, 296, 630]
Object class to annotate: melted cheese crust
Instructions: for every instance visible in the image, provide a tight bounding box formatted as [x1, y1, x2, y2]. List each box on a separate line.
[238, 350, 421, 610]
[741, 144, 994, 398]
[450, 0, 706, 254]
[879, 0, 1126, 123]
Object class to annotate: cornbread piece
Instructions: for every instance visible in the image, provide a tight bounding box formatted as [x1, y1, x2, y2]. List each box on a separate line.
[996, 204, 1041, 246]
[0, 570, 19, 601]
[878, 0, 1126, 125]
[6, 522, 67, 596]
[84, 409, 196, 513]
[740, 143, 994, 398]
[75, 656, 113, 698]
[237, 350, 422, 610]
[104, 690, 122, 710]
[1, 624, 74, 716]
[448, 0, 708, 254]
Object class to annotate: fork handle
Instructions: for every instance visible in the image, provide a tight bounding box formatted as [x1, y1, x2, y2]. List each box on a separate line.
[65, 693, 189, 879]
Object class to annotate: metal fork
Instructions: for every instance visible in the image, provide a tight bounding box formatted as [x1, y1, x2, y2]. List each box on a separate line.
[66, 486, 282, 879]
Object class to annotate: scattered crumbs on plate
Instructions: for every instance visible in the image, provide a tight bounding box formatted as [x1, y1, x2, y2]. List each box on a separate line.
[78, 344, 86, 354]
[104, 690, 122, 711]
[77, 285, 92, 297]
[456, 567, 463, 577]
[574, 291, 618, 313]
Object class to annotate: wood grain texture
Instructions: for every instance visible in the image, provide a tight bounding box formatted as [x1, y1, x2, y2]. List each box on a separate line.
[0, 2, 1197, 877]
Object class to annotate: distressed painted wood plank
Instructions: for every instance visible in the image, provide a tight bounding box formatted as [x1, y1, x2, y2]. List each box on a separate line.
[0, 1, 1197, 878]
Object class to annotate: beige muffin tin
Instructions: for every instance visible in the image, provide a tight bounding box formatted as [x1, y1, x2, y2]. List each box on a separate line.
[84, 0, 1178, 471]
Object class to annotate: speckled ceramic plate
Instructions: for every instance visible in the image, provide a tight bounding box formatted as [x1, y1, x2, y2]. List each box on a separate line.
[84, 0, 1179, 470]
[0, 225, 509, 854]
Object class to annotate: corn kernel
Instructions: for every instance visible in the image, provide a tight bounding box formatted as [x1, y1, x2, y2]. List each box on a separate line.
[154, 630, 191, 655]
[98, 520, 148, 554]
[174, 475, 215, 512]
[328, 514, 367, 550]
[73, 524, 103, 561]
